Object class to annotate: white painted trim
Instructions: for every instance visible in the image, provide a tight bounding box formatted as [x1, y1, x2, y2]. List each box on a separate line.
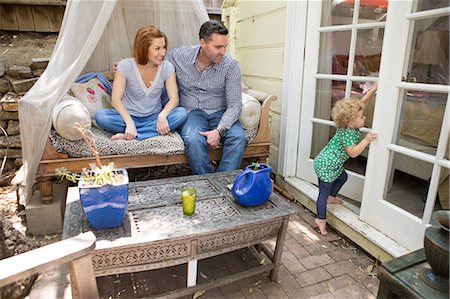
[278, 0, 308, 177]
[285, 177, 409, 258]
[296, 0, 321, 181]
[319, 21, 386, 32]
[407, 6, 450, 20]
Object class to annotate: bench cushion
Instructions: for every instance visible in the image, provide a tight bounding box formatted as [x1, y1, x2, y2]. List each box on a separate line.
[49, 126, 258, 158]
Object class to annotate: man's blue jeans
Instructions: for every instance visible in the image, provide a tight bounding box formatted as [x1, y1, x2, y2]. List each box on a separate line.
[95, 107, 187, 140]
[178, 109, 248, 174]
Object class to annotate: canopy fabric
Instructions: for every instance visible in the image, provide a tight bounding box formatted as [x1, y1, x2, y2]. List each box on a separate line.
[13, 0, 209, 204]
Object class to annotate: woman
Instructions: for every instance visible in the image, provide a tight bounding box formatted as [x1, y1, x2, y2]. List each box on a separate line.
[95, 26, 187, 140]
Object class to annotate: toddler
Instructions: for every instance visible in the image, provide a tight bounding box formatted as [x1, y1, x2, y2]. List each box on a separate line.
[313, 82, 378, 236]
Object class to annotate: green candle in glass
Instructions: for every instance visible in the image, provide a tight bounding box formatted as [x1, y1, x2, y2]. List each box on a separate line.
[181, 187, 196, 216]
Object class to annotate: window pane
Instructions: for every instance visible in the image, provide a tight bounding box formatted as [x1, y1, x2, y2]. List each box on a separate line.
[414, 0, 449, 12]
[386, 153, 435, 218]
[353, 29, 384, 76]
[358, 0, 388, 23]
[407, 16, 449, 85]
[310, 123, 333, 160]
[350, 81, 377, 128]
[314, 79, 345, 120]
[321, 0, 354, 26]
[395, 91, 446, 151]
[318, 31, 351, 75]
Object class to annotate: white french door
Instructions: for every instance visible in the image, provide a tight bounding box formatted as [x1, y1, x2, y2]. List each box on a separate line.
[298, 0, 387, 201]
[360, 1, 449, 250]
[296, 0, 449, 250]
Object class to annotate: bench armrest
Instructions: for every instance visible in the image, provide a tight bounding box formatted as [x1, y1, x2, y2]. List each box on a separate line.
[0, 231, 97, 298]
[251, 93, 277, 144]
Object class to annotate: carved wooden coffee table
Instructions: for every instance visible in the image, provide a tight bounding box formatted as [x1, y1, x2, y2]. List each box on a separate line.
[63, 170, 296, 298]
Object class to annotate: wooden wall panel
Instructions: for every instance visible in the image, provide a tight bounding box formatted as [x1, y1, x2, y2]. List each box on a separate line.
[236, 47, 284, 79]
[236, 9, 285, 49]
[15, 5, 34, 31]
[235, 0, 285, 22]
[0, 4, 64, 32]
[0, 4, 19, 30]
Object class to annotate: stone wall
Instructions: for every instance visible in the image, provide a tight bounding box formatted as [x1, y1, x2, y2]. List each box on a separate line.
[0, 58, 49, 185]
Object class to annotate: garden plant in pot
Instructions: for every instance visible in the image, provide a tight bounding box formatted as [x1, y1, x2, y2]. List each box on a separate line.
[232, 162, 273, 207]
[56, 123, 129, 229]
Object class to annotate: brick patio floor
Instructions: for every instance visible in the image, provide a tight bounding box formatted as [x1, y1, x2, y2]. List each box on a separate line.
[97, 198, 380, 299]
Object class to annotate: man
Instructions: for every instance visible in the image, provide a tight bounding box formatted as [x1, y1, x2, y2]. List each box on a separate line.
[166, 20, 247, 174]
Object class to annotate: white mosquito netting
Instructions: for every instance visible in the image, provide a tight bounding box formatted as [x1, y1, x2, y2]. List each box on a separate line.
[13, 0, 209, 204]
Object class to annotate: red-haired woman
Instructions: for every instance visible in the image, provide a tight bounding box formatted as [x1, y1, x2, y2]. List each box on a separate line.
[95, 26, 187, 140]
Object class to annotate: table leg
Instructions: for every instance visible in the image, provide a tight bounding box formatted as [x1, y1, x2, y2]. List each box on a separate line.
[269, 217, 290, 282]
[187, 259, 198, 287]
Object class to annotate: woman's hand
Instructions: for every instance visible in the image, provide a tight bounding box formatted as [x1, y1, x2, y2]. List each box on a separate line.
[156, 113, 170, 135]
[124, 122, 137, 140]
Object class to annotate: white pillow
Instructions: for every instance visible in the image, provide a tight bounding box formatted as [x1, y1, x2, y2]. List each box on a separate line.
[52, 95, 91, 140]
[71, 77, 112, 120]
[240, 93, 261, 130]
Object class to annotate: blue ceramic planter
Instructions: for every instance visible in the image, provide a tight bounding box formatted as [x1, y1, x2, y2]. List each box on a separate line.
[232, 164, 273, 207]
[79, 169, 129, 229]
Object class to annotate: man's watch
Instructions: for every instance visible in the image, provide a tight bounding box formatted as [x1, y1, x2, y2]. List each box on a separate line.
[215, 126, 227, 137]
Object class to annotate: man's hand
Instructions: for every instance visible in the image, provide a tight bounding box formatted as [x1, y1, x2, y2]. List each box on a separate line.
[199, 129, 221, 148]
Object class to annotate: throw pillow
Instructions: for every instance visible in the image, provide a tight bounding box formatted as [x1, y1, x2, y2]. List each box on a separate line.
[71, 77, 112, 120]
[52, 95, 91, 141]
[240, 93, 261, 130]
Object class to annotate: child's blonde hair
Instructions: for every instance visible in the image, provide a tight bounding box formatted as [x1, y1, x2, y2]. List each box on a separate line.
[331, 98, 363, 128]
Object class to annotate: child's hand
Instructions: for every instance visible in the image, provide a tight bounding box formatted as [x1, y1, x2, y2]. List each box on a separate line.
[364, 131, 378, 142]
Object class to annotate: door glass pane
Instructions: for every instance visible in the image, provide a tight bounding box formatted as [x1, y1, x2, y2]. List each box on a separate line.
[321, 0, 354, 26]
[350, 81, 377, 128]
[408, 16, 449, 85]
[314, 79, 345, 120]
[396, 90, 446, 151]
[311, 123, 333, 160]
[358, 0, 388, 23]
[414, 0, 449, 12]
[318, 31, 351, 75]
[385, 153, 435, 218]
[354, 28, 384, 76]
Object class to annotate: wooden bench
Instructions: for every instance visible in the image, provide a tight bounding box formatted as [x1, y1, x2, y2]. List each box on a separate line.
[36, 90, 276, 203]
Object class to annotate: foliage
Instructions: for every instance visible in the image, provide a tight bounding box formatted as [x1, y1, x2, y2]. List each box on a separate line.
[251, 162, 260, 170]
[56, 123, 124, 186]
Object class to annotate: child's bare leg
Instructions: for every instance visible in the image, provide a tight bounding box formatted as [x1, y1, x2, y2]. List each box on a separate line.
[111, 133, 126, 140]
[327, 195, 343, 204]
[314, 218, 328, 236]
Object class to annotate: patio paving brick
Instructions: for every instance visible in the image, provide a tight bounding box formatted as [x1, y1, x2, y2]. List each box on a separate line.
[300, 254, 335, 270]
[324, 260, 362, 277]
[281, 249, 308, 274]
[295, 267, 332, 287]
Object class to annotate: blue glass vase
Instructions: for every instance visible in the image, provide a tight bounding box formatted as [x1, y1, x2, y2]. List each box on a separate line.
[232, 164, 273, 207]
[79, 169, 129, 229]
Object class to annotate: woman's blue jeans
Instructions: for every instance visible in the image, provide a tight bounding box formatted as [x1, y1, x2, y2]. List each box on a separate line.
[178, 109, 248, 174]
[316, 171, 348, 219]
[95, 107, 187, 140]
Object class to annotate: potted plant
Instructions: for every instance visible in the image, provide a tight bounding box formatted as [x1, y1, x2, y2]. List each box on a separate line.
[56, 123, 129, 229]
[231, 162, 273, 207]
